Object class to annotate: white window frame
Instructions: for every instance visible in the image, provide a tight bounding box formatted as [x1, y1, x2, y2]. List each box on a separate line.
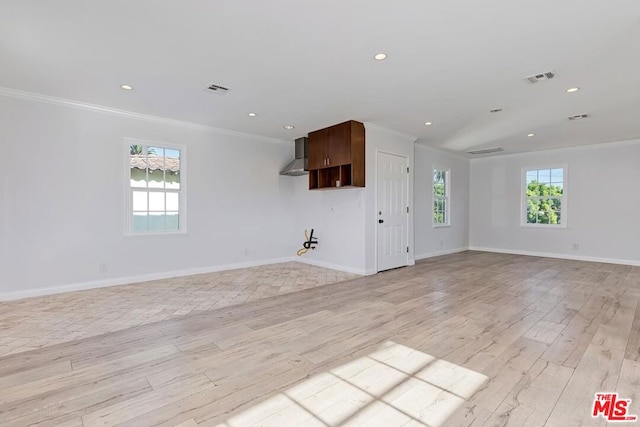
[433, 167, 450, 227]
[124, 138, 187, 237]
[521, 164, 567, 228]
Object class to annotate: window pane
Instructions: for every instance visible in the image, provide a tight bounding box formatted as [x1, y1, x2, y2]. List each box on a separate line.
[165, 171, 180, 190]
[166, 149, 180, 190]
[147, 147, 165, 189]
[526, 170, 537, 184]
[132, 191, 147, 211]
[551, 168, 563, 183]
[148, 146, 164, 158]
[130, 154, 147, 188]
[527, 181, 542, 197]
[527, 198, 540, 223]
[552, 199, 562, 224]
[538, 169, 551, 184]
[166, 212, 179, 231]
[148, 212, 165, 232]
[149, 192, 165, 211]
[433, 170, 444, 184]
[165, 148, 180, 159]
[133, 212, 148, 232]
[147, 169, 164, 189]
[166, 192, 179, 211]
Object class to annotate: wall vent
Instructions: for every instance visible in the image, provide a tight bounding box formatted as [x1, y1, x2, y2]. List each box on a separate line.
[525, 71, 556, 84]
[205, 84, 230, 94]
[568, 113, 589, 121]
[467, 147, 504, 155]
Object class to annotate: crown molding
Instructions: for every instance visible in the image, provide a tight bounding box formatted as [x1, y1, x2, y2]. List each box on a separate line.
[414, 142, 470, 161]
[0, 86, 291, 146]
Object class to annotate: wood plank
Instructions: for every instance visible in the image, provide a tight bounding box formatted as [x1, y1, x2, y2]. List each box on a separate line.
[624, 301, 640, 361]
[81, 373, 215, 426]
[545, 344, 624, 427]
[483, 359, 574, 427]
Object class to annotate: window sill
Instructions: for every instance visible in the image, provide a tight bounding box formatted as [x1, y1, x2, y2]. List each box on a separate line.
[433, 224, 451, 228]
[520, 223, 567, 229]
[124, 231, 188, 239]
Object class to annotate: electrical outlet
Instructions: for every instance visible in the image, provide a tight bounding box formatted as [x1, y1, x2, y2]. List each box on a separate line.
[572, 243, 579, 250]
[99, 263, 108, 273]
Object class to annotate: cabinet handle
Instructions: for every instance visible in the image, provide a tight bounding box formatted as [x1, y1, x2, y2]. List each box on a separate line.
[327, 158, 330, 165]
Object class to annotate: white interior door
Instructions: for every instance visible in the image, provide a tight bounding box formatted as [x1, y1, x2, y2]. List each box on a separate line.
[376, 151, 409, 272]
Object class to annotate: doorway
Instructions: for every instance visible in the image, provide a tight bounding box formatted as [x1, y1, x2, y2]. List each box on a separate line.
[376, 151, 410, 272]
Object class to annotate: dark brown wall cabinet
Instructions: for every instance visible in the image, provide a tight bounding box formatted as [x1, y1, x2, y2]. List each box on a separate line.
[308, 120, 365, 190]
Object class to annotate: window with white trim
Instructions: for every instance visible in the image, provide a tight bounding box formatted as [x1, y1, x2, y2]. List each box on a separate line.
[126, 140, 186, 235]
[433, 168, 450, 226]
[523, 167, 566, 226]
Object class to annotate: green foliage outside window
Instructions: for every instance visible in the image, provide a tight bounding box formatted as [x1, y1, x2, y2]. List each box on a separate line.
[433, 169, 447, 225]
[525, 170, 563, 224]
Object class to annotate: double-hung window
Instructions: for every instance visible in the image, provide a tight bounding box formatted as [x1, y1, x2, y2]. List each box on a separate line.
[522, 166, 566, 227]
[126, 140, 186, 235]
[433, 168, 450, 226]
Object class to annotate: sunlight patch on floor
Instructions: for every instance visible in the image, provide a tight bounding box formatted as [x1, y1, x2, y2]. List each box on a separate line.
[217, 341, 488, 427]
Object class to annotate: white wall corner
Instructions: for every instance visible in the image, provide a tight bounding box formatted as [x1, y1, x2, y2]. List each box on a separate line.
[415, 247, 470, 261]
[295, 257, 368, 276]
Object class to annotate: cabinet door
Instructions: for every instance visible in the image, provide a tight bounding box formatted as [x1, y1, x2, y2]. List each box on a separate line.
[327, 122, 352, 167]
[307, 128, 328, 169]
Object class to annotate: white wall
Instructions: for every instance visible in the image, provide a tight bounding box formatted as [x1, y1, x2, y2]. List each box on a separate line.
[0, 95, 299, 298]
[291, 178, 366, 274]
[414, 145, 470, 259]
[469, 140, 640, 265]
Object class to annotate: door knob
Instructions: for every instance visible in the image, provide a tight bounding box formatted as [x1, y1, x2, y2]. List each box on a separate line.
[378, 219, 384, 224]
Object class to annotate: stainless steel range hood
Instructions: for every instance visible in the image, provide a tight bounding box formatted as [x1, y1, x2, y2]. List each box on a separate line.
[279, 137, 308, 176]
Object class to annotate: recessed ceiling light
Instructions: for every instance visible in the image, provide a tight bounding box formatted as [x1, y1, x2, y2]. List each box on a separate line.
[527, 133, 535, 137]
[248, 113, 257, 117]
[490, 108, 503, 113]
[373, 53, 387, 61]
[424, 122, 432, 126]
[120, 84, 133, 90]
[283, 125, 295, 130]
[566, 87, 580, 93]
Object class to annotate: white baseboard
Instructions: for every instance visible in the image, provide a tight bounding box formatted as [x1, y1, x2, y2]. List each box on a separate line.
[415, 247, 470, 261]
[294, 257, 369, 276]
[0, 257, 295, 301]
[468, 246, 640, 267]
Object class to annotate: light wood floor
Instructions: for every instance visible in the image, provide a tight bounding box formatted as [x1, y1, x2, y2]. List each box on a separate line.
[0, 262, 357, 356]
[0, 251, 638, 426]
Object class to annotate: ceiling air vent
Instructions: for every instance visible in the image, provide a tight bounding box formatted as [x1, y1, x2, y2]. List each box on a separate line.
[467, 147, 504, 155]
[568, 113, 589, 121]
[525, 71, 556, 84]
[205, 84, 230, 94]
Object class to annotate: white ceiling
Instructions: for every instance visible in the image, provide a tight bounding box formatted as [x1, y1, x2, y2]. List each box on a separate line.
[2, 0, 640, 156]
